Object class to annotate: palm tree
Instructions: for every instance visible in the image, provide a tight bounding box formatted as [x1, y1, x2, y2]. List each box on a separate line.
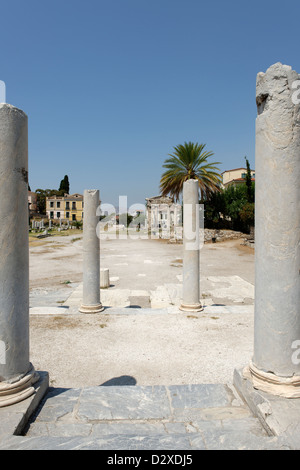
[160, 142, 222, 201]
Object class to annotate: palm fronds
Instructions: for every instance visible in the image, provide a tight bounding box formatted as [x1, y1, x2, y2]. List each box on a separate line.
[160, 142, 222, 201]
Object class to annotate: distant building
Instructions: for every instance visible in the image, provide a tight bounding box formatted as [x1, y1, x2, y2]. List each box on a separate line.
[46, 193, 84, 222]
[222, 167, 255, 188]
[145, 195, 181, 232]
[28, 191, 38, 216]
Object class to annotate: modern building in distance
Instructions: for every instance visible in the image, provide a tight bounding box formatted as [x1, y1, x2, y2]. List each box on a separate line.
[46, 193, 84, 222]
[222, 167, 255, 188]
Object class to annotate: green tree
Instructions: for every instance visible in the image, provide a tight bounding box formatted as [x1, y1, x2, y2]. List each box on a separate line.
[201, 190, 227, 228]
[221, 185, 248, 231]
[59, 175, 70, 194]
[222, 184, 255, 232]
[35, 189, 63, 214]
[244, 157, 254, 203]
[203, 158, 255, 233]
[239, 202, 255, 228]
[160, 142, 222, 201]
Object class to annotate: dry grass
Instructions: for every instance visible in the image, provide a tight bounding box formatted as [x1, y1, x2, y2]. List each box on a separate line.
[30, 315, 109, 330]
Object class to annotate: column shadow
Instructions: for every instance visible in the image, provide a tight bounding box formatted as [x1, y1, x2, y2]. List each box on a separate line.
[100, 375, 137, 386]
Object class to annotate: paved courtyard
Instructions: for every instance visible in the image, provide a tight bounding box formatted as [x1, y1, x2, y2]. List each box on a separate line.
[1, 232, 298, 450]
[28, 232, 255, 389]
[29, 231, 254, 308]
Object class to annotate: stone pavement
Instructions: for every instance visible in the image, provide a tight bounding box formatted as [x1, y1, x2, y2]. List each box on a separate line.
[0, 375, 292, 450]
[29, 276, 254, 314]
[1, 275, 296, 450]
[0, 327, 299, 450]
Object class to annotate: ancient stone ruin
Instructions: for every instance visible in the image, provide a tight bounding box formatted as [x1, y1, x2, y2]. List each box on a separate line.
[0, 63, 299, 449]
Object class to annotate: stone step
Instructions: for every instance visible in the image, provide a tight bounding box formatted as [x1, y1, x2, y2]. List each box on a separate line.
[0, 430, 289, 450]
[2, 383, 289, 450]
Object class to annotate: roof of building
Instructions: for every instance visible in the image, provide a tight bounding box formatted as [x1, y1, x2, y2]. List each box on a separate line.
[145, 195, 174, 202]
[221, 167, 254, 174]
[224, 177, 255, 184]
[145, 195, 182, 207]
[64, 193, 83, 201]
[47, 193, 83, 200]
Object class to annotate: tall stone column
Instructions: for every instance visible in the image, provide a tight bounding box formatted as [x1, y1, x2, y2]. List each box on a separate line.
[79, 189, 104, 313]
[180, 179, 203, 312]
[247, 63, 300, 397]
[0, 104, 39, 407]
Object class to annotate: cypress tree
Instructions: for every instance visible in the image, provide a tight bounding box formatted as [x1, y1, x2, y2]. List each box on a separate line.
[59, 175, 70, 194]
[244, 157, 254, 203]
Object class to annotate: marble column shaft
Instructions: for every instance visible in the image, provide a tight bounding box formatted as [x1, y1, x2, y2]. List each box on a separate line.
[249, 63, 300, 396]
[0, 104, 31, 383]
[180, 179, 203, 312]
[79, 190, 104, 313]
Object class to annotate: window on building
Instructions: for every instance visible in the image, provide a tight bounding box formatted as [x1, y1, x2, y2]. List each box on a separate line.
[72, 202, 76, 210]
[72, 214, 76, 221]
[66, 202, 70, 210]
[57, 212, 61, 219]
[66, 212, 70, 219]
[50, 212, 54, 219]
[57, 201, 60, 208]
[50, 201, 54, 208]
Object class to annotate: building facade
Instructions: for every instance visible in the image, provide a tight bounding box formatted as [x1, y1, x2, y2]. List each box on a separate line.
[145, 196, 181, 233]
[222, 167, 255, 188]
[28, 191, 38, 216]
[46, 193, 84, 222]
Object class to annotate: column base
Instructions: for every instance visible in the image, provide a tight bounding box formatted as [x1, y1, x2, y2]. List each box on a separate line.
[244, 361, 300, 398]
[179, 302, 203, 313]
[0, 364, 40, 408]
[79, 303, 104, 314]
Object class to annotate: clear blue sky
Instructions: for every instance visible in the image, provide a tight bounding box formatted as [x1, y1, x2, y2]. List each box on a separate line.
[1, 0, 299, 208]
